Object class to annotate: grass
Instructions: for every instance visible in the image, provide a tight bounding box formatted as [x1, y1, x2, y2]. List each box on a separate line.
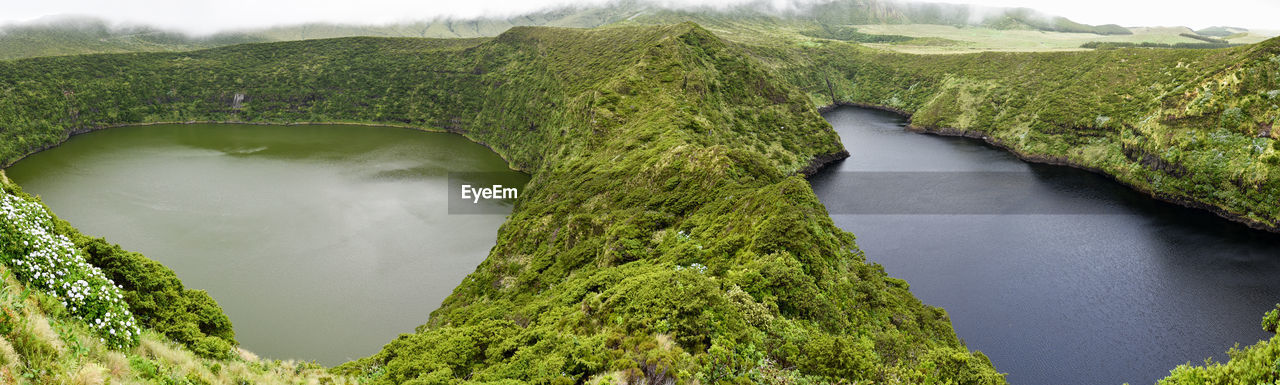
[758, 34, 1280, 233]
[0, 258, 357, 384]
[842, 24, 1274, 54]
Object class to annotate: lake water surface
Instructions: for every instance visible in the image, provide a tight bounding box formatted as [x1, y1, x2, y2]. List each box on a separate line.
[6, 123, 527, 365]
[7, 112, 1279, 382]
[811, 107, 1280, 385]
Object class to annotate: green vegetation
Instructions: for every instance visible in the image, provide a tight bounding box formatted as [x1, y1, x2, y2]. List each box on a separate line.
[977, 8, 1130, 35]
[792, 1, 1129, 35]
[0, 22, 1006, 383]
[840, 24, 1265, 53]
[1158, 305, 1280, 384]
[1181, 33, 1231, 44]
[1, 191, 140, 349]
[1, 182, 237, 359]
[0, 241, 356, 384]
[0, 0, 1155, 60]
[73, 237, 237, 359]
[1196, 26, 1250, 38]
[0, 18, 261, 60]
[800, 25, 914, 43]
[798, 25, 961, 48]
[762, 35, 1280, 232]
[2, 3, 1280, 383]
[1080, 41, 1241, 50]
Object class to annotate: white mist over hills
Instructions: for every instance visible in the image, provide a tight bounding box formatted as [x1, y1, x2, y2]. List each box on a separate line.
[2, 0, 1276, 35]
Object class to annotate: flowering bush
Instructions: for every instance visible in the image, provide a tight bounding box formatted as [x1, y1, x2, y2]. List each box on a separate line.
[0, 193, 140, 349]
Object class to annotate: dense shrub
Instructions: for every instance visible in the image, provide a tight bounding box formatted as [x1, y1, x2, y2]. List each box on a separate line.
[800, 26, 914, 43]
[0, 191, 140, 349]
[73, 236, 237, 358]
[0, 183, 235, 358]
[1159, 305, 1280, 384]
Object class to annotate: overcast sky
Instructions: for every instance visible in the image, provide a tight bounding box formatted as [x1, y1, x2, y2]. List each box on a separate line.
[3, 0, 1276, 35]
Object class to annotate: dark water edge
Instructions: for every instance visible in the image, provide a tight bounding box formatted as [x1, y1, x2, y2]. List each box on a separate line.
[5, 123, 527, 365]
[811, 107, 1280, 385]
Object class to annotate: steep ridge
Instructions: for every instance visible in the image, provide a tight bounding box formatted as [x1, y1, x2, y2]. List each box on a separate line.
[0, 24, 1004, 383]
[338, 24, 1004, 384]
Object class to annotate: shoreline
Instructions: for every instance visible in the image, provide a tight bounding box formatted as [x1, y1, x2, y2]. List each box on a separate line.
[798, 148, 851, 177]
[1, 120, 451, 169]
[814, 102, 1280, 234]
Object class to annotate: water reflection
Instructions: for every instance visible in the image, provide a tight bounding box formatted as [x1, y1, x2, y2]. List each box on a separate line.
[811, 107, 1280, 385]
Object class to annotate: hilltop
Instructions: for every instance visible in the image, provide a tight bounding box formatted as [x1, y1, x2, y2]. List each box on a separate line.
[0, 23, 1006, 383]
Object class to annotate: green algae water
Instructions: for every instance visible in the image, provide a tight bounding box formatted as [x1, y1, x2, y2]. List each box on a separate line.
[5, 123, 528, 365]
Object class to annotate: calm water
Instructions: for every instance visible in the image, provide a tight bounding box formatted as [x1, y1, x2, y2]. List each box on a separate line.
[6, 124, 527, 365]
[811, 107, 1280, 385]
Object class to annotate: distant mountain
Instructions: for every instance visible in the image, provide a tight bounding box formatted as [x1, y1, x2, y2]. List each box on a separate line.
[795, 1, 1131, 34]
[0, 0, 1137, 60]
[1195, 26, 1249, 37]
[0, 17, 264, 60]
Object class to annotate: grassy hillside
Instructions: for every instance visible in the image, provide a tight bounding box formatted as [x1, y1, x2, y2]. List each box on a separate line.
[842, 24, 1236, 53]
[0, 24, 1006, 383]
[0, 188, 357, 384]
[0, 0, 1150, 60]
[2, 175, 238, 364]
[1, 174, 358, 383]
[754, 36, 1280, 234]
[752, 30, 1280, 384]
[0, 18, 262, 60]
[3, 12, 1280, 384]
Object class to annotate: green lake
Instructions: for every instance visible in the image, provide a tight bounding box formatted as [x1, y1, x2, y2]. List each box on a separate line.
[5, 123, 529, 365]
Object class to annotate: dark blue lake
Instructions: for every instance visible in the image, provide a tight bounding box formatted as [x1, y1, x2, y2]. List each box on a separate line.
[811, 107, 1280, 385]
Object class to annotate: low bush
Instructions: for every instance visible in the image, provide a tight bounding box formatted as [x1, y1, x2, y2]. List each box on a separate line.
[0, 192, 139, 349]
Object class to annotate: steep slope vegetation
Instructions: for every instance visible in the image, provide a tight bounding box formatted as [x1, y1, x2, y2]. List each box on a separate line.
[0, 24, 1004, 383]
[5, 17, 1278, 383]
[0, 187, 356, 384]
[1158, 306, 1280, 384]
[763, 37, 1280, 232]
[340, 24, 1003, 385]
[2, 179, 238, 360]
